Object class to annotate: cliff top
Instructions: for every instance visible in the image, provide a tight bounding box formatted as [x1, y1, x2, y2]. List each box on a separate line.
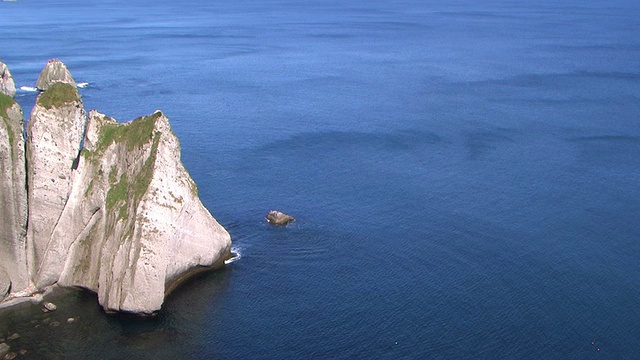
[0, 93, 16, 119]
[36, 83, 80, 110]
[35, 59, 76, 91]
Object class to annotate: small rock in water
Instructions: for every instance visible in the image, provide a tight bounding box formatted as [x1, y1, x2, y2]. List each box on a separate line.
[4, 352, 17, 360]
[266, 210, 295, 226]
[6, 334, 19, 341]
[42, 317, 50, 324]
[67, 317, 76, 323]
[43, 302, 57, 312]
[18, 350, 27, 356]
[50, 321, 60, 327]
[0, 343, 10, 358]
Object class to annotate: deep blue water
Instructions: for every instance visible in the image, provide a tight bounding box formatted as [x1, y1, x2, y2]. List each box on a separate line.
[1, 0, 640, 358]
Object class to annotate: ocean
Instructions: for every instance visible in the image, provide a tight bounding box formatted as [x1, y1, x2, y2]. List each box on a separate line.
[1, 0, 639, 358]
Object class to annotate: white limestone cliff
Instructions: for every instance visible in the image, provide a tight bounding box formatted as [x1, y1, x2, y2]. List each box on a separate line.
[53, 110, 231, 313]
[0, 94, 29, 301]
[26, 82, 86, 288]
[35, 59, 76, 91]
[0, 62, 16, 97]
[0, 60, 231, 314]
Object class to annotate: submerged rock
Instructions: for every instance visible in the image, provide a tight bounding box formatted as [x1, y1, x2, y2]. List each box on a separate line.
[0, 62, 16, 97]
[42, 302, 57, 312]
[0, 343, 9, 358]
[0, 269, 8, 302]
[266, 210, 295, 225]
[35, 59, 76, 90]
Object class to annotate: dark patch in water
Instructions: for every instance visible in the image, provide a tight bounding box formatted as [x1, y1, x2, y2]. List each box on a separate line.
[569, 135, 640, 143]
[256, 129, 442, 154]
[568, 135, 640, 167]
[465, 130, 517, 160]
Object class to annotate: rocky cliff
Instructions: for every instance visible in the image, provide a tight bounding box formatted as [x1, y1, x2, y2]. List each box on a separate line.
[0, 75, 29, 301]
[0, 62, 16, 97]
[26, 82, 86, 289]
[35, 59, 76, 90]
[0, 60, 231, 314]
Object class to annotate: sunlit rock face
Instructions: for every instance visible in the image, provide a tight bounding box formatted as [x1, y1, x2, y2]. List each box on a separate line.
[0, 61, 16, 97]
[35, 59, 76, 91]
[1, 60, 231, 314]
[0, 92, 29, 300]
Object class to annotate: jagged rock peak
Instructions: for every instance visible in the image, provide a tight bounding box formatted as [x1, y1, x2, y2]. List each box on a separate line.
[35, 59, 76, 91]
[26, 73, 86, 287]
[0, 61, 16, 98]
[52, 109, 232, 314]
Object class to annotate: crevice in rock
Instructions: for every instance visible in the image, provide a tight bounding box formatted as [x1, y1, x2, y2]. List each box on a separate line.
[71, 149, 81, 170]
[71, 114, 89, 171]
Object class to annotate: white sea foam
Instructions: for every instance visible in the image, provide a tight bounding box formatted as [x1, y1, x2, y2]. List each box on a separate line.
[224, 247, 241, 264]
[77, 82, 89, 88]
[19, 86, 38, 92]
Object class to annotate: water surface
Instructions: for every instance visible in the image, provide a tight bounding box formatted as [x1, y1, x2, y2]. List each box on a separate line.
[1, 0, 639, 358]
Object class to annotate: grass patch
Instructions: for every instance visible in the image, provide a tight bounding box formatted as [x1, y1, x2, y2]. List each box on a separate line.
[132, 135, 160, 204]
[105, 173, 130, 221]
[0, 93, 15, 119]
[84, 112, 162, 164]
[104, 133, 161, 222]
[0, 93, 17, 159]
[36, 82, 79, 109]
[84, 112, 163, 223]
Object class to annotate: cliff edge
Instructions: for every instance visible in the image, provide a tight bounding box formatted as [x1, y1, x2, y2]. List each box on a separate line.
[1, 60, 231, 314]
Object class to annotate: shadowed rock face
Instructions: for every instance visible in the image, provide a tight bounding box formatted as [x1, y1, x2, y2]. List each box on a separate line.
[35, 59, 76, 91]
[1, 60, 231, 314]
[0, 62, 16, 97]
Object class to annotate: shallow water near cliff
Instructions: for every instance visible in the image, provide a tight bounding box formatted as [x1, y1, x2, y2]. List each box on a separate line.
[2, 0, 640, 358]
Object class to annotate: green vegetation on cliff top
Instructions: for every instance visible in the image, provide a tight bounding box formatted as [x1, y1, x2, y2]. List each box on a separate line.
[99, 114, 162, 222]
[88, 112, 161, 157]
[0, 93, 15, 119]
[105, 136, 160, 222]
[37, 82, 79, 109]
[0, 93, 17, 159]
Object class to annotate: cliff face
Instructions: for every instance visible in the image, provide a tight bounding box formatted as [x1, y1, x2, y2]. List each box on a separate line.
[54, 111, 231, 313]
[26, 82, 86, 288]
[0, 62, 16, 97]
[35, 59, 76, 90]
[0, 93, 29, 301]
[0, 60, 231, 314]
